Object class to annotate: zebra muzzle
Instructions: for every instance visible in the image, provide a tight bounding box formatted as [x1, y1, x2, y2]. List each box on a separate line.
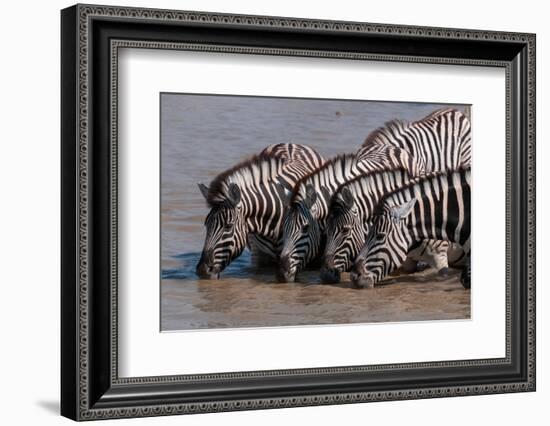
[196, 254, 221, 280]
[320, 267, 341, 284]
[320, 258, 341, 284]
[276, 255, 296, 283]
[350, 269, 375, 289]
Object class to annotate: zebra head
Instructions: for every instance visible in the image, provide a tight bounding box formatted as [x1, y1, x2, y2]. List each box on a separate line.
[196, 182, 247, 279]
[321, 187, 362, 283]
[350, 199, 416, 289]
[278, 184, 321, 283]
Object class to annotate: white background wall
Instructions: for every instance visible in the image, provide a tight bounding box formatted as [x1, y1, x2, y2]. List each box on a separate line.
[0, 0, 546, 424]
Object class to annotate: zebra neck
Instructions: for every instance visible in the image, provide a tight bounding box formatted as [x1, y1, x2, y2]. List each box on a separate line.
[349, 170, 415, 231]
[243, 208, 281, 242]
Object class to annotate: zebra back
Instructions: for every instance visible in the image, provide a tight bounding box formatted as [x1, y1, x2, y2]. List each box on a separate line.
[357, 108, 471, 175]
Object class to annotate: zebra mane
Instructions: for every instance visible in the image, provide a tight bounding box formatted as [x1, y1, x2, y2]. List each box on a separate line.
[329, 166, 411, 210]
[290, 153, 358, 204]
[206, 153, 285, 207]
[362, 107, 460, 148]
[373, 166, 470, 215]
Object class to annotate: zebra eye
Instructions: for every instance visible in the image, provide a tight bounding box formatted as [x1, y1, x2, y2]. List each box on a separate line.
[342, 225, 352, 233]
[224, 223, 234, 232]
[376, 232, 386, 239]
[302, 223, 310, 232]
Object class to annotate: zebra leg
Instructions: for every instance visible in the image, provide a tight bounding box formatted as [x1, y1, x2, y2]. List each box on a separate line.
[447, 243, 467, 267]
[460, 253, 471, 289]
[405, 240, 449, 275]
[248, 234, 278, 267]
[422, 240, 450, 276]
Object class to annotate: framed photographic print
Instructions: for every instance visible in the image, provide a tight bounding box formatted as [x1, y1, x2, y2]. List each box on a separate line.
[61, 4, 536, 421]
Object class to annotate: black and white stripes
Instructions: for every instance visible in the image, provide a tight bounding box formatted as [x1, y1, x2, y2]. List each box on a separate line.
[196, 144, 323, 279]
[351, 169, 471, 288]
[320, 169, 417, 283]
[357, 108, 471, 175]
[277, 154, 374, 282]
[195, 107, 472, 289]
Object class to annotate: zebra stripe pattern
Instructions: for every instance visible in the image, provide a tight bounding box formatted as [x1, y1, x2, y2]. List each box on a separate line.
[320, 108, 471, 282]
[277, 154, 376, 282]
[321, 168, 431, 283]
[356, 108, 471, 175]
[350, 169, 471, 289]
[321, 171, 466, 283]
[196, 144, 323, 279]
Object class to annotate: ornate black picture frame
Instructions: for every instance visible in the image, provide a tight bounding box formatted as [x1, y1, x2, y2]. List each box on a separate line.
[61, 4, 536, 421]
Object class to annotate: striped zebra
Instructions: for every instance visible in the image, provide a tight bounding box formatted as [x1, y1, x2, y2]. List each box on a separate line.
[277, 154, 376, 283]
[196, 144, 324, 279]
[321, 170, 454, 283]
[356, 108, 471, 175]
[350, 169, 471, 289]
[320, 107, 471, 281]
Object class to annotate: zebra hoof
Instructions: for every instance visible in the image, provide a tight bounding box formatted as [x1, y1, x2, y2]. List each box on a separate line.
[438, 267, 449, 277]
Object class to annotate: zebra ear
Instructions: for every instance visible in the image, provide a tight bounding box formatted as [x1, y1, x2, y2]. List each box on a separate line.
[390, 199, 416, 220]
[339, 187, 355, 210]
[320, 186, 332, 204]
[227, 183, 242, 206]
[275, 182, 291, 205]
[304, 184, 317, 208]
[197, 182, 209, 200]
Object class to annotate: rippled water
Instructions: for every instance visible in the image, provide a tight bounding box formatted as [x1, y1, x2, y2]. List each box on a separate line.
[160, 94, 469, 331]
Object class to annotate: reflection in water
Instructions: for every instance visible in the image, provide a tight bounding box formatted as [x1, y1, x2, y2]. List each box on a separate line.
[160, 95, 470, 331]
[161, 267, 469, 331]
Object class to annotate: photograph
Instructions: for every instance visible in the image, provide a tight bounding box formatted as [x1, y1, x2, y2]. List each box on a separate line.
[160, 94, 472, 331]
[58, 3, 536, 421]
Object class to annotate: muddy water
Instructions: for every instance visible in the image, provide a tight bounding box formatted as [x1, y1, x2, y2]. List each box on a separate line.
[161, 94, 469, 331]
[162, 263, 469, 331]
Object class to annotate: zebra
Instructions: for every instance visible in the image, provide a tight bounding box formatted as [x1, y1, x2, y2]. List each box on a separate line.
[356, 108, 471, 175]
[196, 144, 324, 279]
[277, 154, 376, 283]
[320, 170, 456, 283]
[320, 107, 471, 281]
[350, 168, 471, 289]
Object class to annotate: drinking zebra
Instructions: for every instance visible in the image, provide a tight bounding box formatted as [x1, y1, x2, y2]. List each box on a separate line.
[320, 107, 471, 282]
[320, 170, 455, 283]
[277, 154, 377, 283]
[196, 144, 324, 279]
[356, 108, 471, 174]
[350, 169, 471, 289]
